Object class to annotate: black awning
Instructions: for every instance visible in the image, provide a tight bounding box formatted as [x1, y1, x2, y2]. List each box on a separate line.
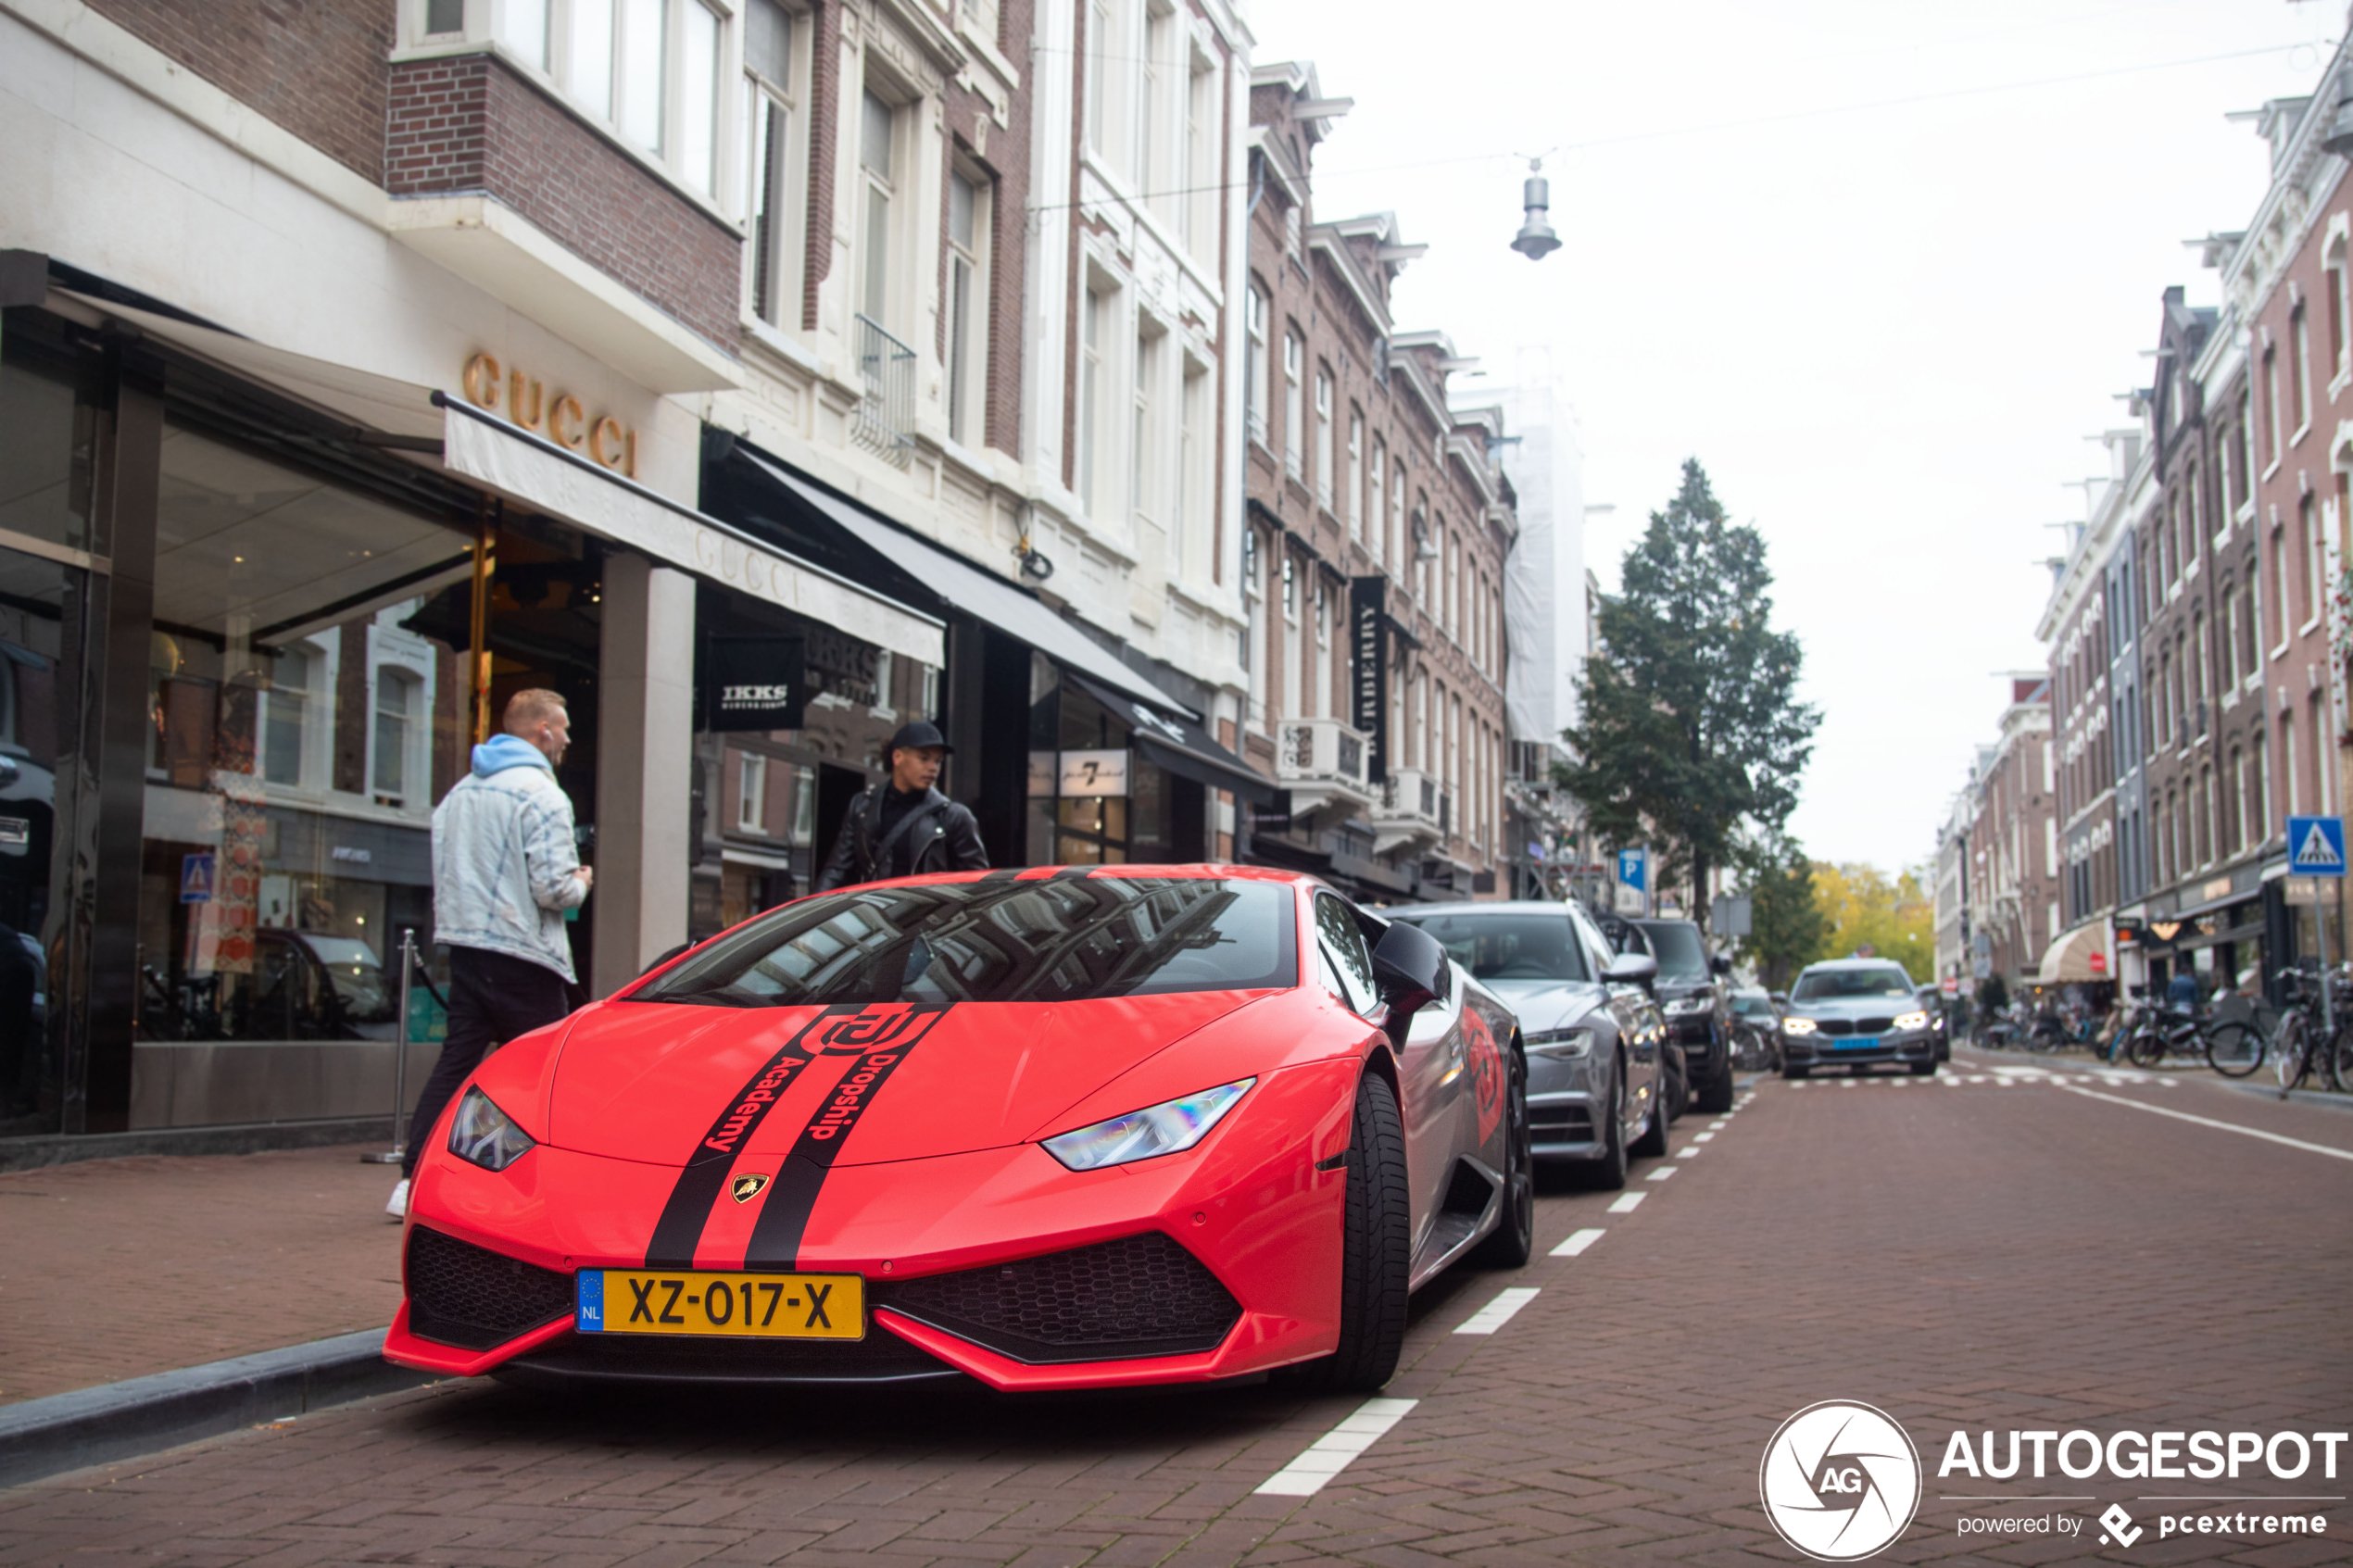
[1063, 672, 1277, 808]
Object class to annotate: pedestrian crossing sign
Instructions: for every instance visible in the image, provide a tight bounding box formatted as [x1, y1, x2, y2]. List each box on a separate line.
[2287, 815, 2347, 877]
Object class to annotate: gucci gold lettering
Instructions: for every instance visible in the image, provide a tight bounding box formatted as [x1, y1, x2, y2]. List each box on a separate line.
[459, 354, 636, 478]
[549, 395, 585, 449]
[461, 352, 501, 409]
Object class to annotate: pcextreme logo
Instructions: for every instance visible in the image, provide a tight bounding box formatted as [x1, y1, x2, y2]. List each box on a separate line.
[1759, 1401, 1923, 1562]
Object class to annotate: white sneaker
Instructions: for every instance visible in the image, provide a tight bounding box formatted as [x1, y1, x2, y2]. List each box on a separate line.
[385, 1178, 410, 1220]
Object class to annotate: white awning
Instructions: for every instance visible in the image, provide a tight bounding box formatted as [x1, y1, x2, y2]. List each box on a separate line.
[745, 453, 1191, 718]
[441, 401, 942, 667]
[2034, 922, 2110, 985]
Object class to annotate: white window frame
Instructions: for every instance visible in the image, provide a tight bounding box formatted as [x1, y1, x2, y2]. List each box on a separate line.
[742, 0, 809, 331]
[737, 749, 768, 833]
[945, 163, 990, 448]
[1283, 328, 1303, 480]
[1345, 408, 1363, 539]
[455, 0, 732, 200]
[1314, 365, 1334, 510]
[1244, 282, 1269, 446]
[855, 82, 905, 336]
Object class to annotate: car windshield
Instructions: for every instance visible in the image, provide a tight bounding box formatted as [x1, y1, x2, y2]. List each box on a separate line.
[1792, 965, 1916, 1001]
[1638, 922, 1710, 981]
[633, 876, 1298, 1008]
[1731, 994, 1775, 1017]
[1391, 911, 1589, 983]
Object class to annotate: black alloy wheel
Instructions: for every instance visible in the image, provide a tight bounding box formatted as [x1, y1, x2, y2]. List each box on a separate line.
[1298, 1071, 1410, 1391]
[1471, 1047, 1534, 1268]
[1582, 1053, 1629, 1190]
[1695, 1052, 1735, 1114]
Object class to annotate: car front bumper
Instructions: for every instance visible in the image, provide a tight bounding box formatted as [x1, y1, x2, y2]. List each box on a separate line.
[1781, 1028, 1936, 1068]
[384, 1057, 1362, 1391]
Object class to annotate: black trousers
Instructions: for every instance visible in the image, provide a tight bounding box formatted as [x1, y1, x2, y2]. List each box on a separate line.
[401, 946, 573, 1179]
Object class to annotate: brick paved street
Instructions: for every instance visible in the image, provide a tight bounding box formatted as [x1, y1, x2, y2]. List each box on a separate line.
[4, 1056, 2348, 1565]
[0, 1145, 403, 1405]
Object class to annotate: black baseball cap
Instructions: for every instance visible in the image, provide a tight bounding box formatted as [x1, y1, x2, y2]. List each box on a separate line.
[888, 720, 953, 755]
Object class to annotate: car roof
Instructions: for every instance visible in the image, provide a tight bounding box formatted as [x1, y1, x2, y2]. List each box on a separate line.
[1631, 917, 1698, 929]
[1387, 899, 1573, 917]
[1797, 958, 1911, 973]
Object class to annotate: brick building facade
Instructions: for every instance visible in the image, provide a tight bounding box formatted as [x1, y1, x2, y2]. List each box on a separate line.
[1237, 64, 1514, 901]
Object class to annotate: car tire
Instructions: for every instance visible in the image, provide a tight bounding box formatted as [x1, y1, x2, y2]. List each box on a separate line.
[1580, 1055, 1630, 1191]
[1629, 1076, 1668, 1159]
[1470, 1049, 1534, 1268]
[1695, 1062, 1735, 1114]
[1666, 1056, 1689, 1123]
[1301, 1071, 1410, 1392]
[1782, 1063, 1810, 1080]
[1910, 1060, 1937, 1077]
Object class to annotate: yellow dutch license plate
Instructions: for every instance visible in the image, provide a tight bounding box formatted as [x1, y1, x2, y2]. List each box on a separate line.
[578, 1269, 863, 1339]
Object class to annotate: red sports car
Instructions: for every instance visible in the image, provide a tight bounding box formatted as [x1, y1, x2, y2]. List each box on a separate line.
[384, 865, 1532, 1393]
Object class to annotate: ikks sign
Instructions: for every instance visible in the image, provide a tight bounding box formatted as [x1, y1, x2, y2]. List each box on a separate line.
[703, 636, 807, 732]
[461, 353, 638, 476]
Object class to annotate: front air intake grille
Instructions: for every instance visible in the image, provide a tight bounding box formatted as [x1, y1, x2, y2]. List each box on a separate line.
[1531, 1104, 1593, 1136]
[881, 1233, 1240, 1364]
[1814, 1019, 1854, 1036]
[1856, 1016, 1895, 1033]
[406, 1226, 573, 1350]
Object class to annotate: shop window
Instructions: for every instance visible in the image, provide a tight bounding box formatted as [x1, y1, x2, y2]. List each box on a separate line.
[0, 342, 94, 558]
[138, 420, 474, 1058]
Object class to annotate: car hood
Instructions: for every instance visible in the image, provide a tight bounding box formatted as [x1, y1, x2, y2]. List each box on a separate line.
[543, 991, 1265, 1167]
[1475, 978, 1605, 1031]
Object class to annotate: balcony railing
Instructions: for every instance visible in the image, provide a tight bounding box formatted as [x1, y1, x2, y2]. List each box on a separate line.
[851, 313, 915, 469]
[1370, 765, 1443, 858]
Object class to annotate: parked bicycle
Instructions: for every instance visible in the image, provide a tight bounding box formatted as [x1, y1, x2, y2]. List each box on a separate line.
[2233, 967, 2353, 1094]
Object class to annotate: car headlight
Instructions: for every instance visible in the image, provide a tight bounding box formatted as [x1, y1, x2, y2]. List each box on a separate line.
[447, 1085, 535, 1172]
[1664, 997, 1713, 1016]
[1782, 1017, 1818, 1036]
[1525, 1025, 1595, 1059]
[1042, 1078, 1254, 1172]
[1894, 1010, 1929, 1031]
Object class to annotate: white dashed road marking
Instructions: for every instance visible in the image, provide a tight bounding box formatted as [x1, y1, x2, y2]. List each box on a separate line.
[1454, 1286, 1541, 1335]
[1551, 1227, 1606, 1257]
[1691, 1131, 1716, 1141]
[1675, 1145, 1702, 1158]
[1646, 1164, 1677, 1181]
[1254, 1398, 1418, 1496]
[1607, 1192, 1645, 1213]
[2058, 1085, 2353, 1161]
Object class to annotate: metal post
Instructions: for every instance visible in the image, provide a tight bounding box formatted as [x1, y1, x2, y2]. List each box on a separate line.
[2322, 883, 2336, 1042]
[364, 928, 418, 1165]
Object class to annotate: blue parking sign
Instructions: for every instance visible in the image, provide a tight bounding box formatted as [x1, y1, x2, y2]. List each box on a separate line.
[2288, 816, 2347, 877]
[1617, 847, 1647, 892]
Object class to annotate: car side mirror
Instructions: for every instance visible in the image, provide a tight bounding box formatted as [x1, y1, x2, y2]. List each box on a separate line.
[1770, 992, 1788, 1005]
[1371, 920, 1451, 1030]
[1710, 953, 1732, 976]
[1604, 953, 1658, 994]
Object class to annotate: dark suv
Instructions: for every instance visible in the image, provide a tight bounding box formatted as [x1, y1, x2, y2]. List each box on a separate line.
[1631, 918, 1736, 1114]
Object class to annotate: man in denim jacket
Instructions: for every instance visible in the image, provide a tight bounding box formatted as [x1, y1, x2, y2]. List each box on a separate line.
[388, 689, 590, 1218]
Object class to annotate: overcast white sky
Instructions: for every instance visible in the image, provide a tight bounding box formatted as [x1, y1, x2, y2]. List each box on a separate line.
[1248, 0, 2338, 873]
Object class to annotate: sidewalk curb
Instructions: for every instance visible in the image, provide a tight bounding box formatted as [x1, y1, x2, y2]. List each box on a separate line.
[0, 1330, 433, 1488]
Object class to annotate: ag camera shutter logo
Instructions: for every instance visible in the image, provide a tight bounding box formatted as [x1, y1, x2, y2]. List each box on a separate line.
[1760, 1400, 1922, 1561]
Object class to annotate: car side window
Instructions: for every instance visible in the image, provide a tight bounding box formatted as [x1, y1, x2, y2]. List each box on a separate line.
[1567, 905, 1615, 979]
[1315, 893, 1379, 1017]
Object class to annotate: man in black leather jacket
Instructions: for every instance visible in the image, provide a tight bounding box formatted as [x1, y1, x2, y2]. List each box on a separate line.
[815, 721, 990, 891]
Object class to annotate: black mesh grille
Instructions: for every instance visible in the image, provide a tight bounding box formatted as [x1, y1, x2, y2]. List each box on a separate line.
[406, 1226, 574, 1350]
[1531, 1104, 1593, 1135]
[1815, 1019, 1854, 1036]
[881, 1233, 1240, 1364]
[1856, 1016, 1895, 1033]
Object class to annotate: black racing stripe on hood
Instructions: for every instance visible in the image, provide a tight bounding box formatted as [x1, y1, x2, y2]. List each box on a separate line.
[742, 1002, 950, 1269]
[642, 1005, 859, 1269]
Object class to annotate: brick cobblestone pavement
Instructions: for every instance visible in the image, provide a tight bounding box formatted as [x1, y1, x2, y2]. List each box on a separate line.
[3, 1054, 2348, 1565]
[0, 1144, 403, 1404]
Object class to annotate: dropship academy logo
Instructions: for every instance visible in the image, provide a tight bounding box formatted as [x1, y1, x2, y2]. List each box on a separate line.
[1759, 1401, 1924, 1561]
